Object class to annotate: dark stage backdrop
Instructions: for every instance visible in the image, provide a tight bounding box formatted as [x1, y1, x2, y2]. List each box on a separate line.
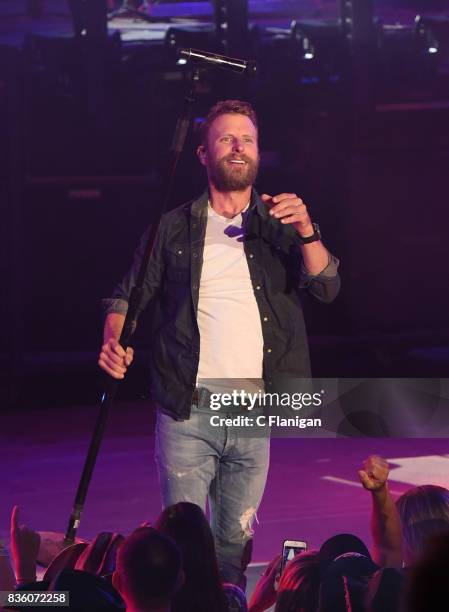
[339, 108, 449, 333]
[2, 12, 449, 360]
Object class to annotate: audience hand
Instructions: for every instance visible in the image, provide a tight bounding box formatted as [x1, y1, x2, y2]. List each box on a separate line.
[248, 554, 282, 612]
[75, 532, 124, 576]
[10, 506, 40, 583]
[358, 455, 389, 492]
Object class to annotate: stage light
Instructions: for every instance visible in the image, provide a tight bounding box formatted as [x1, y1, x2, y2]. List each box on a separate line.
[290, 19, 345, 76]
[414, 14, 447, 62]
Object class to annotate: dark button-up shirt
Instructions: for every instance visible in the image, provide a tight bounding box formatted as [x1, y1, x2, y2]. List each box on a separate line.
[103, 189, 340, 419]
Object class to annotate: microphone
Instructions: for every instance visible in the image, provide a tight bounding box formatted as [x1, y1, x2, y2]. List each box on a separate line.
[178, 48, 257, 75]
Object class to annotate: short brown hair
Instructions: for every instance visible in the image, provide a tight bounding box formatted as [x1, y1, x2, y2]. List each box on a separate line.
[117, 527, 182, 606]
[199, 99, 258, 147]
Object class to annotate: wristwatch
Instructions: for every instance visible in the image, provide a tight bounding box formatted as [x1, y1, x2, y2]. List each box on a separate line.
[298, 222, 321, 244]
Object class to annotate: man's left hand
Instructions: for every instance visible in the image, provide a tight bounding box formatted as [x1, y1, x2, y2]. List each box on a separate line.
[262, 193, 314, 237]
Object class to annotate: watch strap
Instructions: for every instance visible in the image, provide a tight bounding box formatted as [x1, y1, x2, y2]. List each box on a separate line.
[298, 222, 321, 244]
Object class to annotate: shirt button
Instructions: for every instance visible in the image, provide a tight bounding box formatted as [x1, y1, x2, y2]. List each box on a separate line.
[263, 316, 268, 322]
[193, 252, 198, 258]
[249, 253, 254, 258]
[266, 348, 272, 353]
[178, 250, 183, 255]
[256, 285, 261, 290]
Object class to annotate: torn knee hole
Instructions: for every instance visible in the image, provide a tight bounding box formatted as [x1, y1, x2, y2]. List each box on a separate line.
[239, 507, 258, 538]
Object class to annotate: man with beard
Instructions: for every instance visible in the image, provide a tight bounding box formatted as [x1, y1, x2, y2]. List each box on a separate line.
[99, 100, 340, 588]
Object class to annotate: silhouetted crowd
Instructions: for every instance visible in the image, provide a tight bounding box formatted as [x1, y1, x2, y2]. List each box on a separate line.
[2, 455, 449, 611]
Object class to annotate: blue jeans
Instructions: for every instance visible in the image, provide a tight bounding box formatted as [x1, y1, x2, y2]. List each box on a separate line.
[154, 403, 270, 588]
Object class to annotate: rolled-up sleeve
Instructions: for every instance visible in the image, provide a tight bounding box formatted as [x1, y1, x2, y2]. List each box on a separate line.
[299, 252, 341, 303]
[102, 220, 166, 317]
[101, 297, 129, 316]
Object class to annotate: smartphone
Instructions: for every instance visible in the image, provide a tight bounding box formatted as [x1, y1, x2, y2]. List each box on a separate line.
[281, 539, 308, 574]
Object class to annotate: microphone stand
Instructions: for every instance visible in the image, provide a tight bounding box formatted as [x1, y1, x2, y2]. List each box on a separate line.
[37, 66, 202, 565]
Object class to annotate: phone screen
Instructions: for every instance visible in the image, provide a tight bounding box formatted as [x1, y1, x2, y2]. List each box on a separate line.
[281, 540, 307, 574]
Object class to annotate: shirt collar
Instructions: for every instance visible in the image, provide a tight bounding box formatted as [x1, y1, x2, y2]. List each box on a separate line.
[191, 188, 268, 218]
[252, 189, 270, 219]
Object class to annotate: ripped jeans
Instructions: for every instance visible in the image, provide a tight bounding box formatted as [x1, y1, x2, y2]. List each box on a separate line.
[154, 402, 270, 588]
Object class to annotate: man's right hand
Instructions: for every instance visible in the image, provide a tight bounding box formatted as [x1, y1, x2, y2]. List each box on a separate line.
[98, 338, 134, 379]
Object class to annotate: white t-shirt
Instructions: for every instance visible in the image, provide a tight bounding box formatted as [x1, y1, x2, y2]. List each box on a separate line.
[196, 202, 264, 394]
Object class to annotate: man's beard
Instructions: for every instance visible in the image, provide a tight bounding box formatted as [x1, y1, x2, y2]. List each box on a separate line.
[208, 154, 259, 192]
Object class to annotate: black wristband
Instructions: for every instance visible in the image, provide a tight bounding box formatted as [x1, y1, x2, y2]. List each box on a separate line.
[298, 223, 321, 244]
